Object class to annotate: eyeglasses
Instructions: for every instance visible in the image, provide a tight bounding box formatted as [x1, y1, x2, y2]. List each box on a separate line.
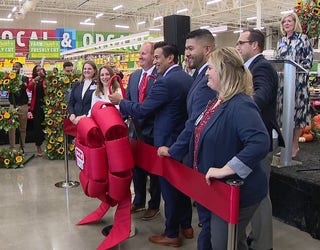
[235, 40, 253, 46]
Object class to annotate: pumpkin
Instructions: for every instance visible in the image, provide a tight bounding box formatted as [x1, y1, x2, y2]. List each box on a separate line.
[302, 133, 314, 142]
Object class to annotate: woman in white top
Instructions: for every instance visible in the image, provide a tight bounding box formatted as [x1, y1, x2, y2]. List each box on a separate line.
[90, 65, 123, 112]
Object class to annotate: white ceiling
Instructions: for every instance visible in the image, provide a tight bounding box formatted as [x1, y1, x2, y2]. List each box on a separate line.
[0, 0, 296, 32]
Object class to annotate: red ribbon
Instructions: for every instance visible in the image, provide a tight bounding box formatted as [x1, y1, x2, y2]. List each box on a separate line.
[131, 139, 240, 224]
[63, 118, 77, 137]
[108, 74, 126, 99]
[75, 102, 134, 250]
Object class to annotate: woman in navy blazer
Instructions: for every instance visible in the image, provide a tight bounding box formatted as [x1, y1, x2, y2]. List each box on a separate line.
[191, 47, 270, 250]
[68, 60, 97, 125]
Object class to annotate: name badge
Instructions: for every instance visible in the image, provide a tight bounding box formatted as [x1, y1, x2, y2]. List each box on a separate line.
[195, 112, 204, 126]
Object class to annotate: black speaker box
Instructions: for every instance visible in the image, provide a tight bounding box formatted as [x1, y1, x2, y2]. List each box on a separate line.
[163, 15, 190, 55]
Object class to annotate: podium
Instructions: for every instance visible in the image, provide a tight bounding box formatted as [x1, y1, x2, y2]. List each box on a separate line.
[269, 59, 308, 167]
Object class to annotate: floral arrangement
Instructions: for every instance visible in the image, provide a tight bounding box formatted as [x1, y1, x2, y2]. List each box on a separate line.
[0, 148, 24, 168]
[295, 0, 320, 38]
[43, 71, 80, 160]
[0, 107, 20, 132]
[0, 71, 22, 93]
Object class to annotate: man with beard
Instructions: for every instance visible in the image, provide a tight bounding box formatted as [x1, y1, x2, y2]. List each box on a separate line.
[158, 29, 217, 250]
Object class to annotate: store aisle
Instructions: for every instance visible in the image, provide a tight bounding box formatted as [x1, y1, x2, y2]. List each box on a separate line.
[0, 143, 320, 250]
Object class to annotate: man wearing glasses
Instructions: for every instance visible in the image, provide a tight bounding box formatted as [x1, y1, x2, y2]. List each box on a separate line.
[236, 29, 284, 250]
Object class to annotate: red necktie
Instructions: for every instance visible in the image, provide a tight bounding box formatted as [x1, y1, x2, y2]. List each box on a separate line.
[138, 72, 147, 103]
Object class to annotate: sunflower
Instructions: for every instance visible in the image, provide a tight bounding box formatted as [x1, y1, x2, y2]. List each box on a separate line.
[15, 156, 23, 163]
[57, 136, 63, 142]
[69, 144, 75, 151]
[47, 119, 53, 126]
[4, 159, 10, 165]
[73, 78, 79, 82]
[47, 109, 53, 115]
[47, 128, 52, 135]
[3, 112, 10, 119]
[45, 99, 51, 105]
[0, 79, 3, 85]
[57, 147, 64, 154]
[52, 79, 58, 84]
[49, 137, 55, 144]
[64, 78, 70, 84]
[9, 72, 16, 79]
[3, 79, 10, 85]
[57, 90, 63, 98]
[61, 103, 67, 110]
[0, 114, 3, 121]
[47, 144, 52, 150]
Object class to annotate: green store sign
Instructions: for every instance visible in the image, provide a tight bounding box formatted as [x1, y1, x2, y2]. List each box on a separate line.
[29, 40, 60, 59]
[0, 40, 15, 59]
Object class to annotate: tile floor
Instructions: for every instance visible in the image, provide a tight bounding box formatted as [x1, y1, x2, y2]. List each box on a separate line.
[0, 143, 320, 250]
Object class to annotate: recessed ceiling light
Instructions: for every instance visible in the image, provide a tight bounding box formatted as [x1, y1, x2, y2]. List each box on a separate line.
[7, 13, 12, 18]
[153, 16, 162, 21]
[84, 18, 91, 23]
[115, 25, 129, 29]
[233, 29, 243, 34]
[96, 13, 104, 18]
[0, 18, 14, 21]
[247, 16, 257, 21]
[41, 20, 57, 24]
[137, 21, 146, 25]
[12, 6, 17, 12]
[80, 22, 95, 26]
[149, 28, 161, 31]
[207, 0, 222, 5]
[113, 5, 123, 11]
[176, 8, 188, 14]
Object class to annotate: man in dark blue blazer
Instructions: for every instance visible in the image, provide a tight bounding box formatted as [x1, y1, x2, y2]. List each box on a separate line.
[158, 29, 217, 250]
[109, 42, 193, 247]
[236, 29, 284, 250]
[125, 42, 161, 221]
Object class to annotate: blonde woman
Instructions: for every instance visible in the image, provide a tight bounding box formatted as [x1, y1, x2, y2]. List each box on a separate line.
[277, 12, 313, 158]
[191, 47, 270, 250]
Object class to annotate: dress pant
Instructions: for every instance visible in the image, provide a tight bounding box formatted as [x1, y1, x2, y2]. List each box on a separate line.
[211, 203, 259, 250]
[196, 203, 212, 250]
[9, 104, 28, 149]
[159, 177, 192, 238]
[132, 135, 161, 209]
[132, 167, 161, 209]
[248, 150, 274, 250]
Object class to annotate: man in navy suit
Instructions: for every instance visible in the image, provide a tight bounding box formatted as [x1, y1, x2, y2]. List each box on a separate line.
[109, 42, 193, 247]
[125, 42, 161, 220]
[158, 29, 216, 250]
[236, 29, 284, 250]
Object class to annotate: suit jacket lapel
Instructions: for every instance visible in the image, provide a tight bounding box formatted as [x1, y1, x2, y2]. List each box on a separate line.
[188, 66, 207, 100]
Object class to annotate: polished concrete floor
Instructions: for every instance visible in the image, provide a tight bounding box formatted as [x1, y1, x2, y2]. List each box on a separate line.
[1, 143, 320, 250]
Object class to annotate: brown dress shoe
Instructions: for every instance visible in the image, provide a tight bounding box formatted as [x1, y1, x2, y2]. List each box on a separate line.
[131, 204, 145, 213]
[141, 208, 160, 220]
[149, 234, 182, 247]
[180, 227, 194, 239]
